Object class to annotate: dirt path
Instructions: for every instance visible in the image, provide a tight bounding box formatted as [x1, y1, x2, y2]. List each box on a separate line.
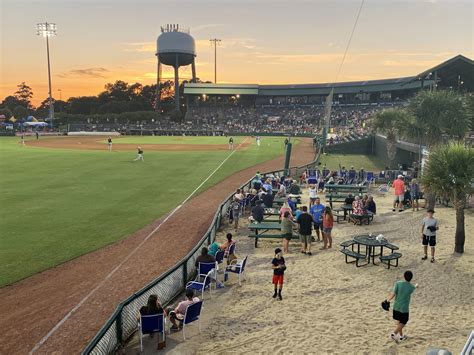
[26, 136, 251, 151]
[0, 139, 315, 354]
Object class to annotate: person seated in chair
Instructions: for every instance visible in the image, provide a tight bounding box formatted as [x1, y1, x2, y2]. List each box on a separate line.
[276, 181, 287, 198]
[195, 247, 215, 267]
[344, 193, 355, 206]
[262, 190, 274, 208]
[167, 289, 200, 331]
[138, 294, 166, 344]
[251, 201, 265, 223]
[366, 195, 377, 214]
[139, 294, 164, 317]
[288, 180, 302, 195]
[349, 196, 364, 224]
[220, 233, 237, 264]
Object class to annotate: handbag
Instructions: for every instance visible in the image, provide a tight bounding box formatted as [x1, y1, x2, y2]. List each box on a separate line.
[381, 300, 390, 311]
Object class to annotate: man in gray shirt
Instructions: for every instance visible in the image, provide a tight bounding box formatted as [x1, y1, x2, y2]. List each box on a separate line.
[421, 209, 438, 263]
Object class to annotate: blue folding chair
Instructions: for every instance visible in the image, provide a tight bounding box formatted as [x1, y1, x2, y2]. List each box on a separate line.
[307, 169, 317, 184]
[182, 301, 203, 340]
[225, 243, 236, 261]
[224, 255, 248, 285]
[366, 171, 375, 186]
[348, 170, 356, 184]
[215, 250, 225, 264]
[138, 313, 166, 352]
[186, 264, 215, 299]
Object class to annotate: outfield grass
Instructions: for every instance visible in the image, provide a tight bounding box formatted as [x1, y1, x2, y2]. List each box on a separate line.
[318, 153, 384, 172]
[0, 136, 291, 286]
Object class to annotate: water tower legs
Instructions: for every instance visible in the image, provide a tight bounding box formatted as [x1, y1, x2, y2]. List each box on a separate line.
[191, 59, 196, 82]
[174, 53, 180, 111]
[155, 58, 161, 111]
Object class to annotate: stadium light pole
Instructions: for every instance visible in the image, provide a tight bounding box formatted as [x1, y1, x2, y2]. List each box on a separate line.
[209, 38, 221, 83]
[37, 22, 57, 130]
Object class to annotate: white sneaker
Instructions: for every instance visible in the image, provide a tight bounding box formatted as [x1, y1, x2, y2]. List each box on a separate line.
[399, 335, 408, 341]
[390, 333, 399, 343]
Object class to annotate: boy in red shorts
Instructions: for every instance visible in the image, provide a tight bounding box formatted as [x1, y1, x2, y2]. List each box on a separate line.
[271, 248, 286, 300]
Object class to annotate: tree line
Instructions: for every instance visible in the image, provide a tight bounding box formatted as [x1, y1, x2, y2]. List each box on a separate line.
[0, 79, 211, 121]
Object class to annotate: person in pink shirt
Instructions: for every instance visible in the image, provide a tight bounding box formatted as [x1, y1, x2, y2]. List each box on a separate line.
[279, 202, 293, 220]
[392, 175, 406, 212]
[167, 289, 200, 330]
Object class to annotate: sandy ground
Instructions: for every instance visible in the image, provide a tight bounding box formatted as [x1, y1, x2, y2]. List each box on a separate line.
[125, 186, 474, 354]
[0, 138, 315, 354]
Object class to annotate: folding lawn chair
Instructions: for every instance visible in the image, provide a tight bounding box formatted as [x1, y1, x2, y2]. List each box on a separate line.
[186, 270, 216, 299]
[224, 255, 248, 285]
[181, 301, 203, 340]
[138, 313, 166, 352]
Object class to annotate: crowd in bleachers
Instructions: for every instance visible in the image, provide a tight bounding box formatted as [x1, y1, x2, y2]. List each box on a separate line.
[65, 103, 402, 139]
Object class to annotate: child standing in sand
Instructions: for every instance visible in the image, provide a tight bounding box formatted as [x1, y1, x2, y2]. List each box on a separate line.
[271, 248, 285, 300]
[385, 270, 417, 343]
[421, 209, 438, 262]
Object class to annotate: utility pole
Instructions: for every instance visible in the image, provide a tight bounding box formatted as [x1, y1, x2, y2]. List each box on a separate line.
[209, 38, 221, 83]
[37, 22, 57, 129]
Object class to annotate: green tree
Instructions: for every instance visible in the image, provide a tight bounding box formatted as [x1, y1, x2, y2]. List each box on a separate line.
[421, 143, 474, 253]
[408, 90, 469, 146]
[0, 108, 13, 119]
[373, 108, 412, 168]
[14, 82, 34, 109]
[13, 105, 28, 120]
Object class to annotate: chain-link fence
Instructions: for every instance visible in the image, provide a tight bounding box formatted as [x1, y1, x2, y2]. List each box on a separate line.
[82, 141, 321, 354]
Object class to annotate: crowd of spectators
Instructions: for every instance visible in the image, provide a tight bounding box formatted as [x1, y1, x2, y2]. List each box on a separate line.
[65, 103, 402, 138]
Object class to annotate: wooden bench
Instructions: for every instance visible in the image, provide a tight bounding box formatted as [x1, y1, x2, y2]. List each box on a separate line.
[340, 249, 367, 267]
[350, 212, 374, 225]
[248, 234, 299, 248]
[339, 240, 356, 250]
[379, 252, 402, 269]
[385, 243, 399, 251]
[333, 208, 345, 223]
[326, 194, 348, 208]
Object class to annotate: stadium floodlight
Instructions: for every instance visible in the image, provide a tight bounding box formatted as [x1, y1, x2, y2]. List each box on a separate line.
[36, 22, 57, 129]
[209, 38, 222, 83]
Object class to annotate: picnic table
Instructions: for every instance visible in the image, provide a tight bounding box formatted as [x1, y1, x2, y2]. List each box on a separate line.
[248, 222, 285, 247]
[353, 234, 387, 265]
[325, 185, 368, 194]
[325, 185, 368, 208]
[263, 208, 281, 221]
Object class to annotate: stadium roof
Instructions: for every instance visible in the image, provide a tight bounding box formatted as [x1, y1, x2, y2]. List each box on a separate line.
[413, 54, 474, 91]
[184, 54, 473, 96]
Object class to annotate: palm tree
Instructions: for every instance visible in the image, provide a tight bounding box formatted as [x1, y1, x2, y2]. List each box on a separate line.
[373, 108, 413, 168]
[405, 90, 470, 210]
[421, 143, 474, 254]
[407, 90, 469, 146]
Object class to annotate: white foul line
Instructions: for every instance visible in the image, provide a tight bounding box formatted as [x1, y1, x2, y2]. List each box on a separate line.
[30, 138, 248, 354]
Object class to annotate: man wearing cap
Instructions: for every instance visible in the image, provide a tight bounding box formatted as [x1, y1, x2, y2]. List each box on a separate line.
[392, 175, 405, 212]
[421, 209, 439, 262]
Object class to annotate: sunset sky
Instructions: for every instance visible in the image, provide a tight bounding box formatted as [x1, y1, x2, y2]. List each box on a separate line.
[1, 0, 472, 106]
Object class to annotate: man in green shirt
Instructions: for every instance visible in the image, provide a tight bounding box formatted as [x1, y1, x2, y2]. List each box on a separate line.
[386, 270, 417, 343]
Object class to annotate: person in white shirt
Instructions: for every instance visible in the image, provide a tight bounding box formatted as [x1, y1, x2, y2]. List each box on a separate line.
[308, 184, 318, 206]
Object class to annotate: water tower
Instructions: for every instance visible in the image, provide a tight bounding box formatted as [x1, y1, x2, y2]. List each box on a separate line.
[156, 24, 197, 111]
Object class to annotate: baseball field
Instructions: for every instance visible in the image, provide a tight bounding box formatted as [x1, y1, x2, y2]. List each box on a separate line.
[0, 135, 304, 286]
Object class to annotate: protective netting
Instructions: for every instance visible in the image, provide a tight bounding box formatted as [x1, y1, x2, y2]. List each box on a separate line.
[88, 320, 118, 355]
